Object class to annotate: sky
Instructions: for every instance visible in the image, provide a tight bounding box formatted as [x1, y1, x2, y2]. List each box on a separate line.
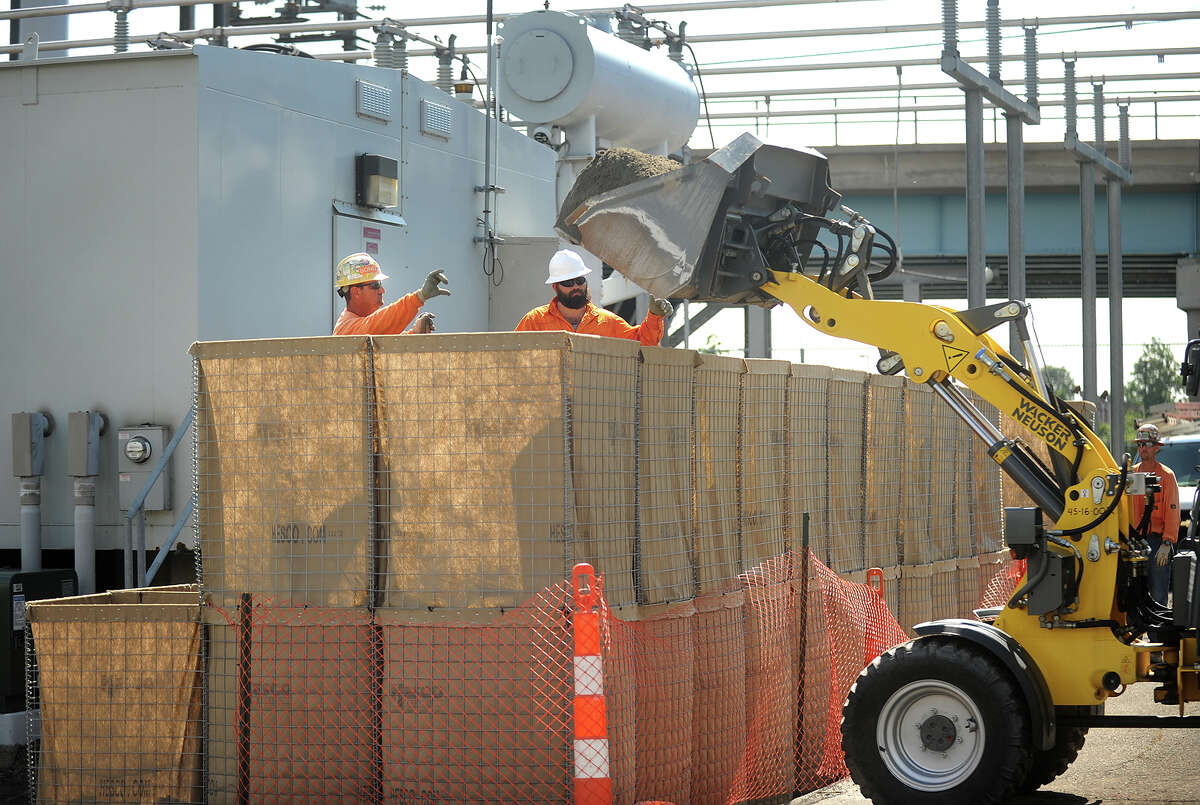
[26, 0, 1200, 392]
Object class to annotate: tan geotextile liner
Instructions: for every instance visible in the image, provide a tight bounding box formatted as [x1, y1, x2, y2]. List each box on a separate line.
[638, 346, 701, 604]
[567, 335, 642, 607]
[973, 396, 1007, 553]
[375, 608, 564, 803]
[951, 407, 977, 558]
[950, 410, 979, 561]
[931, 558, 960, 621]
[865, 375, 904, 568]
[902, 383, 935, 565]
[741, 559, 797, 799]
[742, 359, 791, 572]
[191, 337, 372, 609]
[632, 602, 697, 802]
[691, 590, 746, 805]
[28, 591, 202, 804]
[926, 383, 955, 561]
[898, 562, 934, 633]
[956, 555, 983, 615]
[695, 354, 745, 593]
[789, 365, 831, 563]
[826, 369, 868, 571]
[372, 332, 570, 610]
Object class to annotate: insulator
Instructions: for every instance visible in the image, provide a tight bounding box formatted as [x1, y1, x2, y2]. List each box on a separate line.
[942, 0, 958, 55]
[437, 54, 452, 93]
[374, 31, 394, 68]
[393, 37, 408, 71]
[1064, 61, 1077, 136]
[1093, 84, 1105, 148]
[986, 0, 1000, 81]
[114, 9, 129, 54]
[1024, 27, 1038, 106]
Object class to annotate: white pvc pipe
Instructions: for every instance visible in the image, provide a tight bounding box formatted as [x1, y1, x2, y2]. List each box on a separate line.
[73, 480, 97, 595]
[19, 479, 42, 572]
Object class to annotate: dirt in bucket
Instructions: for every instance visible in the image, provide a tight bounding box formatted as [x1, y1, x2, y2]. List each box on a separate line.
[556, 148, 681, 242]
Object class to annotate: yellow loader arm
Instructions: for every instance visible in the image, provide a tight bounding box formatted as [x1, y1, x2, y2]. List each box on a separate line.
[563, 133, 1197, 714]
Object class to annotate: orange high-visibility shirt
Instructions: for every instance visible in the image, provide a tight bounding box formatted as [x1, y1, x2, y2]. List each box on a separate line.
[333, 292, 422, 335]
[515, 300, 665, 346]
[1130, 458, 1181, 543]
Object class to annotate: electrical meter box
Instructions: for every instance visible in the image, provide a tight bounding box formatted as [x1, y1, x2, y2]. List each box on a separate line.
[118, 425, 171, 511]
[0, 569, 76, 712]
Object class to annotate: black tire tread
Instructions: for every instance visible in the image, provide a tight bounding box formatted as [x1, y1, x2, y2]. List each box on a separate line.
[841, 637, 1033, 805]
[1018, 725, 1087, 792]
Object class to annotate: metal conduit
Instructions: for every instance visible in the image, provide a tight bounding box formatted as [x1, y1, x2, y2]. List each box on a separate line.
[698, 46, 1200, 77]
[700, 72, 1200, 100]
[698, 93, 1200, 121]
[0, 0, 880, 23]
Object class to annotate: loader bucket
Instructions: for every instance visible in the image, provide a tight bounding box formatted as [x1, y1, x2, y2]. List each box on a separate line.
[558, 132, 841, 306]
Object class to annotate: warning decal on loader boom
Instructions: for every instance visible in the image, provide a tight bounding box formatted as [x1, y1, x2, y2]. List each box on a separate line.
[943, 345, 969, 374]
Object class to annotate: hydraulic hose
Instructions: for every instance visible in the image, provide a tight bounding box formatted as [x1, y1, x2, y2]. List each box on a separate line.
[1053, 459, 1129, 538]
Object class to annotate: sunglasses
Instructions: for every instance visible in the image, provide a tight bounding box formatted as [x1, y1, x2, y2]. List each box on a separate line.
[1135, 441, 1156, 447]
[356, 281, 382, 291]
[556, 277, 587, 288]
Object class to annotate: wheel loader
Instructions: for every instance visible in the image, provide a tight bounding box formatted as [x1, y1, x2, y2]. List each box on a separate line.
[558, 133, 1200, 805]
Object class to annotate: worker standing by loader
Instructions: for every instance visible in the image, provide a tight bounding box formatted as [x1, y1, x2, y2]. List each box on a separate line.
[515, 249, 672, 345]
[333, 252, 450, 335]
[1130, 422, 1180, 605]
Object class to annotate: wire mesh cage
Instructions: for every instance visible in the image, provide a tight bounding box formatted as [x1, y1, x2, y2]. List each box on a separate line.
[23, 333, 1027, 805]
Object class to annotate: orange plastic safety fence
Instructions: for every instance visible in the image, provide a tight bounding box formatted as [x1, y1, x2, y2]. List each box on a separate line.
[189, 549, 1009, 804]
[979, 556, 1027, 609]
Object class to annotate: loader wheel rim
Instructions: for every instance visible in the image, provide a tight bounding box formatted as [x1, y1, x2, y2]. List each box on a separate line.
[875, 679, 986, 791]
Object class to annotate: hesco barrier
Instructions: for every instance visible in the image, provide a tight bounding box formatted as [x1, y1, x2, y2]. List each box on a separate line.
[27, 333, 1025, 803]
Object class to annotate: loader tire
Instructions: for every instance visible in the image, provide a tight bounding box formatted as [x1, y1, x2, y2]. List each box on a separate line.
[841, 637, 1032, 805]
[1017, 708, 1089, 792]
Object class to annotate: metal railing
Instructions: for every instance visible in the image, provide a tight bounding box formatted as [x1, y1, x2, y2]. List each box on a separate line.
[123, 405, 194, 588]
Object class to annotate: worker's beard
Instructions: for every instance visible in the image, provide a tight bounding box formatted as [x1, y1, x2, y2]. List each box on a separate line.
[556, 285, 590, 309]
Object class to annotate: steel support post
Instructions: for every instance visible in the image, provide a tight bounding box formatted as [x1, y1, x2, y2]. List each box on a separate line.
[1108, 179, 1125, 454]
[965, 88, 986, 309]
[1080, 161, 1097, 405]
[744, 307, 772, 358]
[1005, 113, 1026, 356]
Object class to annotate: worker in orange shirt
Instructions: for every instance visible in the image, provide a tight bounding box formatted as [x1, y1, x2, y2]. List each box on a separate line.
[1130, 423, 1180, 606]
[515, 249, 672, 345]
[333, 252, 450, 335]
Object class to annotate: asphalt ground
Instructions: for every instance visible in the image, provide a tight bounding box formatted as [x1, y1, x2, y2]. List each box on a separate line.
[792, 683, 1200, 805]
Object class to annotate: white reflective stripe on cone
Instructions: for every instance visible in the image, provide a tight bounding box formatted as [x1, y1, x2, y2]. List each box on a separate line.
[573, 738, 610, 778]
[573, 654, 604, 696]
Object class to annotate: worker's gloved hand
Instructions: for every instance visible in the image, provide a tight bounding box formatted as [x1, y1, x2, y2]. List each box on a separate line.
[411, 312, 435, 334]
[1156, 541, 1172, 567]
[648, 297, 673, 318]
[418, 269, 451, 301]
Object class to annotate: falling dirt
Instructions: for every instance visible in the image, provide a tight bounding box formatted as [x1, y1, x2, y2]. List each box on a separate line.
[555, 147, 680, 242]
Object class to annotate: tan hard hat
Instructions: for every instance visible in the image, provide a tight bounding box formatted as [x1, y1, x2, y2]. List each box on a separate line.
[335, 252, 389, 289]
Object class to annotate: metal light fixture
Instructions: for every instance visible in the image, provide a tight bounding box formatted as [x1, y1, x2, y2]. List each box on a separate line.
[356, 153, 399, 209]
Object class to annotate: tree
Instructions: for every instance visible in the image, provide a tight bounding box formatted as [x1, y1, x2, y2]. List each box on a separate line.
[698, 333, 725, 355]
[1126, 338, 1182, 416]
[1042, 365, 1078, 399]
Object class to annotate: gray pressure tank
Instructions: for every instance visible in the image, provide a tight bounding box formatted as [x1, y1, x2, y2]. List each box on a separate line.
[497, 10, 700, 154]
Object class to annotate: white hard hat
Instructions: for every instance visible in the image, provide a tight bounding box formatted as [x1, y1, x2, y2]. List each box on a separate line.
[546, 249, 592, 285]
